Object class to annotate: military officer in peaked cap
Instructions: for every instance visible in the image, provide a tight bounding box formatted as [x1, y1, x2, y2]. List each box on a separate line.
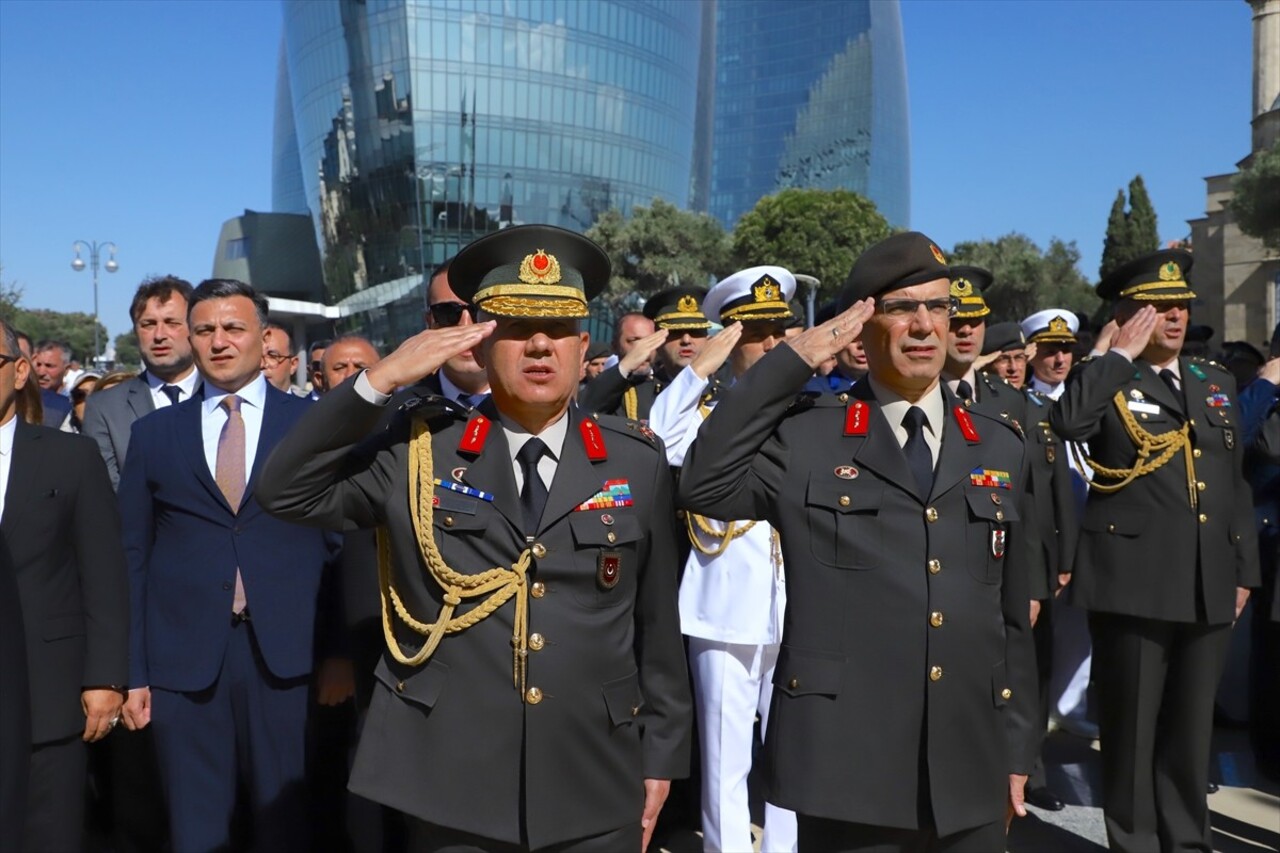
[1050, 248, 1259, 852]
[259, 224, 692, 852]
[680, 232, 1039, 852]
[980, 323, 1029, 389]
[1022, 309, 1080, 401]
[578, 286, 712, 422]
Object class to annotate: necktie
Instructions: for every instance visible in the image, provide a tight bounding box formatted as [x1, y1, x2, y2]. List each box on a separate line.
[216, 396, 248, 613]
[955, 379, 973, 403]
[160, 384, 182, 406]
[1159, 369, 1185, 413]
[902, 406, 934, 499]
[516, 438, 549, 536]
[456, 392, 474, 409]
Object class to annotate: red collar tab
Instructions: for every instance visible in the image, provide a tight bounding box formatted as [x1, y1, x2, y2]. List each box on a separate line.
[458, 414, 492, 455]
[844, 400, 870, 436]
[954, 406, 981, 443]
[580, 417, 608, 461]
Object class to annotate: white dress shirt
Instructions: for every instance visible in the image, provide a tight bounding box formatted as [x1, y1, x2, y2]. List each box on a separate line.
[201, 374, 268, 480]
[1028, 375, 1065, 400]
[145, 367, 202, 409]
[0, 415, 16, 523]
[868, 376, 944, 468]
[438, 371, 490, 409]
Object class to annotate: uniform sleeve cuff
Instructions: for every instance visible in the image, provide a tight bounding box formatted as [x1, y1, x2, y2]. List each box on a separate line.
[354, 370, 392, 405]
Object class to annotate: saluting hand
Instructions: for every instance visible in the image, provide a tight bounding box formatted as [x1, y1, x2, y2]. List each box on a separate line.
[1109, 306, 1158, 360]
[618, 329, 669, 379]
[365, 321, 496, 395]
[1258, 357, 1280, 387]
[690, 322, 742, 380]
[787, 299, 876, 369]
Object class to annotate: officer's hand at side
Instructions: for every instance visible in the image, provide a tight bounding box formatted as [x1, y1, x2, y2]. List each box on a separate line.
[1006, 773, 1028, 830]
[1109, 306, 1158, 360]
[641, 778, 670, 852]
[1056, 572, 1072, 595]
[366, 321, 496, 394]
[1236, 586, 1251, 622]
[82, 688, 125, 742]
[787, 299, 876, 369]
[1029, 600, 1041, 628]
[316, 657, 356, 706]
[619, 329, 669, 379]
[690, 322, 742, 380]
[1258, 357, 1280, 386]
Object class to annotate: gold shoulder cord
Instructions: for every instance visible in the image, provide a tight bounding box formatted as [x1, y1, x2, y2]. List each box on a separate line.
[375, 418, 535, 696]
[685, 399, 758, 553]
[624, 386, 639, 420]
[1071, 391, 1198, 510]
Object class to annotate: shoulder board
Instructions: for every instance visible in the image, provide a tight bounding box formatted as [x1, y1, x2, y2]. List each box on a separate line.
[1194, 358, 1232, 375]
[402, 394, 469, 423]
[966, 403, 1025, 438]
[593, 412, 661, 449]
[1023, 389, 1048, 407]
[786, 392, 823, 414]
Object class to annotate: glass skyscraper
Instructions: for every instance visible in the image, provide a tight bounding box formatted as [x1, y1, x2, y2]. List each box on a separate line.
[709, 0, 910, 228]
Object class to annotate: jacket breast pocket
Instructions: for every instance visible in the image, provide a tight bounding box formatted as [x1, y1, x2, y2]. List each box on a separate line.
[431, 495, 499, 560]
[805, 476, 882, 569]
[964, 488, 1019, 584]
[569, 511, 644, 608]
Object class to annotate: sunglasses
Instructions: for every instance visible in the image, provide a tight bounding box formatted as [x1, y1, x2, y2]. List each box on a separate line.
[429, 301, 477, 327]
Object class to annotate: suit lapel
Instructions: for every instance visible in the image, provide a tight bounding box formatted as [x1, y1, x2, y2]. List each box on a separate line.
[1, 420, 44, 532]
[539, 409, 605, 532]
[457, 400, 522, 533]
[126, 376, 154, 421]
[242, 388, 288, 510]
[848, 382, 919, 503]
[179, 396, 234, 514]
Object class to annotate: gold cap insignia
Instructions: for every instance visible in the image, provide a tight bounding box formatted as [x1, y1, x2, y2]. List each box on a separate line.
[1048, 316, 1069, 334]
[518, 249, 562, 285]
[951, 278, 973, 298]
[754, 278, 779, 303]
[677, 294, 698, 313]
[930, 244, 947, 265]
[1158, 262, 1180, 282]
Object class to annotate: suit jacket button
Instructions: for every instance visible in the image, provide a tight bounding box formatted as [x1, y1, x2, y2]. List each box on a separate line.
[528, 633, 545, 651]
[531, 581, 546, 598]
[788, 677, 800, 689]
[525, 687, 543, 705]
[930, 611, 944, 628]
[927, 559, 941, 574]
[531, 543, 547, 559]
[1001, 688, 1013, 700]
[925, 507, 939, 523]
[929, 666, 943, 682]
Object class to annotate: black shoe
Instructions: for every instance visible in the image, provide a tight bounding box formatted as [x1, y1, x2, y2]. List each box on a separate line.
[1025, 786, 1065, 811]
[1207, 781, 1220, 794]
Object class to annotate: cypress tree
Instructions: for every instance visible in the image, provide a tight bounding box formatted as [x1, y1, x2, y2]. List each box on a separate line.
[1127, 175, 1160, 255]
[1100, 190, 1129, 280]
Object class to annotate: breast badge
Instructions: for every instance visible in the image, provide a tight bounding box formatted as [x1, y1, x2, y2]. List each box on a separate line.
[834, 465, 859, 480]
[991, 529, 1006, 559]
[597, 551, 622, 589]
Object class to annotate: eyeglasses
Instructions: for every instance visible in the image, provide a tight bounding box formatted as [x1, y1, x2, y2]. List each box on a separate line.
[0, 354, 18, 369]
[877, 297, 957, 322]
[429, 301, 477, 327]
[263, 350, 293, 365]
[993, 353, 1029, 365]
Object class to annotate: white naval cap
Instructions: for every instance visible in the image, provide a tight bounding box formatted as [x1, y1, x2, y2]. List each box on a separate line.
[1020, 309, 1079, 344]
[702, 265, 796, 324]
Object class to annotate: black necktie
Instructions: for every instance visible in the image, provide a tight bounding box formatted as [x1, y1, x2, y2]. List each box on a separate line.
[1159, 369, 1185, 413]
[902, 407, 934, 499]
[955, 379, 973, 403]
[160, 385, 182, 406]
[516, 438, 549, 535]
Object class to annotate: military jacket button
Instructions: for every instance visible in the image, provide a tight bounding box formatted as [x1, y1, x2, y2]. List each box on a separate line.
[525, 687, 543, 704]
[788, 677, 800, 689]
[1001, 688, 1013, 700]
[1198, 514, 1208, 524]
[925, 507, 939, 523]
[607, 531, 617, 544]
[444, 516, 455, 527]
[1196, 481, 1205, 492]
[395, 681, 405, 693]
[929, 666, 943, 682]
[531, 543, 548, 559]
[529, 633, 545, 651]
[930, 611, 944, 628]
[927, 559, 941, 574]
[1193, 449, 1202, 458]
[838, 495, 851, 507]
[530, 581, 546, 598]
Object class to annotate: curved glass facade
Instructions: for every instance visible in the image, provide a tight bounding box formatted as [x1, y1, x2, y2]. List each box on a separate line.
[276, 0, 703, 344]
[709, 0, 910, 228]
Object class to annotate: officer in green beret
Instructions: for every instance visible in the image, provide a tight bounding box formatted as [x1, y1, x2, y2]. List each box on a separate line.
[1050, 248, 1260, 852]
[259, 225, 691, 852]
[980, 323, 1029, 388]
[680, 232, 1039, 851]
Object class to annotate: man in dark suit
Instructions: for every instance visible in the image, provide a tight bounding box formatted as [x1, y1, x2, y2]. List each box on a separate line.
[0, 319, 129, 852]
[0, 529, 29, 853]
[1051, 249, 1259, 852]
[119, 279, 335, 852]
[680, 233, 1039, 851]
[420, 258, 492, 406]
[260, 225, 692, 853]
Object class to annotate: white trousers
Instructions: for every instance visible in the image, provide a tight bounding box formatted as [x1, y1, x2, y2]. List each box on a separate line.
[1050, 596, 1093, 720]
[688, 637, 797, 853]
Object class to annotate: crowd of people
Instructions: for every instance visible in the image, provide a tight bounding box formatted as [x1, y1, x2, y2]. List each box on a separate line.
[1, 224, 1276, 853]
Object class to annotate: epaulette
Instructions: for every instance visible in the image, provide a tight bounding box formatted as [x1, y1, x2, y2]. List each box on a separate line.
[786, 392, 822, 414]
[967, 403, 1025, 439]
[1023, 388, 1049, 407]
[593, 412, 661, 449]
[402, 394, 469, 426]
[1192, 357, 1232, 375]
[700, 378, 723, 405]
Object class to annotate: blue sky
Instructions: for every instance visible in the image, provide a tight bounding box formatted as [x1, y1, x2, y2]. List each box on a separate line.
[0, 0, 1254, 342]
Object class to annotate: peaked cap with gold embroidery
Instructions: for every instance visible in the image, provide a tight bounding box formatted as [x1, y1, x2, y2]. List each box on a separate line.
[949, 265, 993, 320]
[643, 285, 711, 331]
[1096, 248, 1196, 302]
[1020, 309, 1079, 344]
[448, 224, 609, 318]
[702, 266, 796, 324]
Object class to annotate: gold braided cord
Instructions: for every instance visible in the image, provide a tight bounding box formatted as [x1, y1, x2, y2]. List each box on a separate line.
[684, 399, 757, 553]
[1128, 291, 1199, 302]
[475, 283, 585, 301]
[479, 295, 589, 318]
[720, 304, 793, 321]
[376, 418, 534, 695]
[1072, 391, 1198, 510]
[1118, 280, 1194, 298]
[624, 386, 639, 420]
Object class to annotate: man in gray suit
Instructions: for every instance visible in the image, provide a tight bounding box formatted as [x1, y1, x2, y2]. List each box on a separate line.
[82, 276, 199, 489]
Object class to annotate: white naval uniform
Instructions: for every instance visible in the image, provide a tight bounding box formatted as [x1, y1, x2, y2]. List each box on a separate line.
[1030, 375, 1094, 728]
[649, 366, 797, 853]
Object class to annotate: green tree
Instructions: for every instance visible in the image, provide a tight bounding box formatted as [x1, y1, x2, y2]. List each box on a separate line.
[113, 331, 141, 368]
[586, 199, 733, 300]
[0, 267, 21, 324]
[12, 308, 107, 364]
[1230, 142, 1280, 251]
[949, 232, 1099, 322]
[731, 188, 892, 303]
[1099, 174, 1161, 280]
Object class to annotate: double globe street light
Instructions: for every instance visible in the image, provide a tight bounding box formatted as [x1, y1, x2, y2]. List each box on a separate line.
[71, 240, 118, 366]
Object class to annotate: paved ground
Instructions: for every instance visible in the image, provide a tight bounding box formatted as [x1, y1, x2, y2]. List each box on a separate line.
[657, 724, 1280, 852]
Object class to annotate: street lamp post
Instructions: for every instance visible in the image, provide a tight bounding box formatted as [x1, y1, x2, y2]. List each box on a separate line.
[794, 274, 820, 328]
[71, 240, 119, 366]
